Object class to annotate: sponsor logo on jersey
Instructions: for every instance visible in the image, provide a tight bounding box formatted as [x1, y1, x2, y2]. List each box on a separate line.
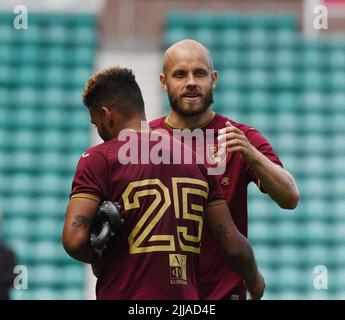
[169, 254, 187, 285]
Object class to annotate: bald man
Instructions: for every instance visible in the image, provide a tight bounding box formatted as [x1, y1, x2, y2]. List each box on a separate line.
[150, 39, 300, 300]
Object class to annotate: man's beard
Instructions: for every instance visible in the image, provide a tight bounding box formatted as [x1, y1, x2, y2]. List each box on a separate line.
[168, 88, 214, 117]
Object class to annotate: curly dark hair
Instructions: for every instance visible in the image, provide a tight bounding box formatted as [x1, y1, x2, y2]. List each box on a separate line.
[83, 66, 145, 117]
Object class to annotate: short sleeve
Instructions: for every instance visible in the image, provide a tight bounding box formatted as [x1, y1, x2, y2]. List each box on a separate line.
[246, 129, 283, 190]
[206, 173, 226, 207]
[70, 150, 109, 203]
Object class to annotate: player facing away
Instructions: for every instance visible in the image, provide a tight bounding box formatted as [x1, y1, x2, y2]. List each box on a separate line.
[150, 39, 300, 300]
[62, 67, 265, 300]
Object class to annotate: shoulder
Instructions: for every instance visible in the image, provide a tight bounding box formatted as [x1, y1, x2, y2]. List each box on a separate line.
[149, 116, 167, 130]
[215, 113, 267, 140]
[77, 139, 119, 167]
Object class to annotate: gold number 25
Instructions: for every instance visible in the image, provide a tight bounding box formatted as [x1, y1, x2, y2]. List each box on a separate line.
[122, 178, 209, 255]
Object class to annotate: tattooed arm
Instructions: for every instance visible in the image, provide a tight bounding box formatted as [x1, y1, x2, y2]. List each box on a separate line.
[205, 203, 265, 299]
[62, 197, 100, 263]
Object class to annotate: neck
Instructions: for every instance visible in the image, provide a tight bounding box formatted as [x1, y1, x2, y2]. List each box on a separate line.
[117, 115, 148, 134]
[167, 108, 214, 129]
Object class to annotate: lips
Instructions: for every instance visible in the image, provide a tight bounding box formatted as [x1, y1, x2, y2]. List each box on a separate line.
[182, 93, 201, 102]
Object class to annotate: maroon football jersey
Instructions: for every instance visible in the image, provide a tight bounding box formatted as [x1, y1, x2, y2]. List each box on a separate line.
[70, 132, 225, 300]
[150, 113, 283, 300]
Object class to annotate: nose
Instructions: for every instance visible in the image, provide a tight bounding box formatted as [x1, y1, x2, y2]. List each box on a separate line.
[186, 73, 197, 88]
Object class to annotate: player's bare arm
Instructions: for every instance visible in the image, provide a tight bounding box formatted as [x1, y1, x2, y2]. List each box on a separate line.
[218, 121, 300, 209]
[205, 202, 265, 300]
[62, 197, 101, 264]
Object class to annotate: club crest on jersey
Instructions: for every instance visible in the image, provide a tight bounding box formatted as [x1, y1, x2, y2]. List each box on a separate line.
[206, 144, 226, 165]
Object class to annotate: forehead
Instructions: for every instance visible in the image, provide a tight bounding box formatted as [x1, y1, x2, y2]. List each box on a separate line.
[167, 47, 211, 73]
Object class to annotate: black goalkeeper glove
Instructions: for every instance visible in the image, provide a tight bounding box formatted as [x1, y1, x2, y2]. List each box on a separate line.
[90, 201, 123, 250]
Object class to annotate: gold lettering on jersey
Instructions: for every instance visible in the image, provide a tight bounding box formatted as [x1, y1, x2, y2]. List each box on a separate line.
[206, 144, 226, 165]
[169, 254, 187, 285]
[172, 178, 208, 254]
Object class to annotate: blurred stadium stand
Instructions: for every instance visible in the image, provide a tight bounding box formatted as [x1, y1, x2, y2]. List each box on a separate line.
[164, 11, 345, 299]
[0, 11, 97, 299]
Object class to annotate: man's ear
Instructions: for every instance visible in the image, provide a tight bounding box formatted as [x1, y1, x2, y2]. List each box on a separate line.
[160, 73, 168, 92]
[211, 70, 218, 89]
[100, 106, 113, 122]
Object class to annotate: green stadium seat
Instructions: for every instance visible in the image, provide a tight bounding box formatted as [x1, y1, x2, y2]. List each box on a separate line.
[0, 88, 10, 106]
[329, 71, 345, 90]
[194, 28, 216, 48]
[13, 130, 39, 151]
[273, 30, 299, 49]
[30, 265, 61, 286]
[60, 266, 85, 287]
[271, 69, 300, 90]
[31, 288, 62, 300]
[304, 134, 332, 156]
[221, 12, 246, 30]
[246, 49, 272, 69]
[68, 47, 95, 67]
[33, 241, 67, 263]
[0, 11, 96, 300]
[3, 218, 31, 239]
[12, 151, 37, 172]
[221, 30, 243, 49]
[0, 44, 12, 65]
[71, 26, 97, 46]
[221, 69, 243, 89]
[43, 26, 68, 46]
[301, 49, 326, 70]
[62, 288, 85, 300]
[245, 70, 270, 90]
[45, 67, 65, 87]
[302, 70, 325, 91]
[0, 24, 16, 44]
[35, 196, 67, 218]
[165, 11, 192, 30]
[274, 49, 299, 69]
[273, 13, 298, 30]
[72, 14, 97, 28]
[245, 29, 271, 48]
[13, 88, 38, 108]
[5, 239, 32, 263]
[191, 12, 217, 29]
[163, 28, 191, 48]
[244, 91, 274, 112]
[35, 218, 63, 240]
[301, 91, 325, 113]
[0, 65, 12, 85]
[68, 68, 91, 88]
[276, 245, 302, 267]
[43, 47, 67, 66]
[219, 49, 243, 69]
[247, 12, 275, 29]
[329, 92, 345, 112]
[328, 50, 345, 70]
[40, 130, 65, 151]
[248, 221, 275, 243]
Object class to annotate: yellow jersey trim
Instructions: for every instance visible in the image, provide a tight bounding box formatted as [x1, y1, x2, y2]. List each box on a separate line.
[207, 199, 226, 207]
[70, 193, 101, 203]
[165, 112, 216, 130]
